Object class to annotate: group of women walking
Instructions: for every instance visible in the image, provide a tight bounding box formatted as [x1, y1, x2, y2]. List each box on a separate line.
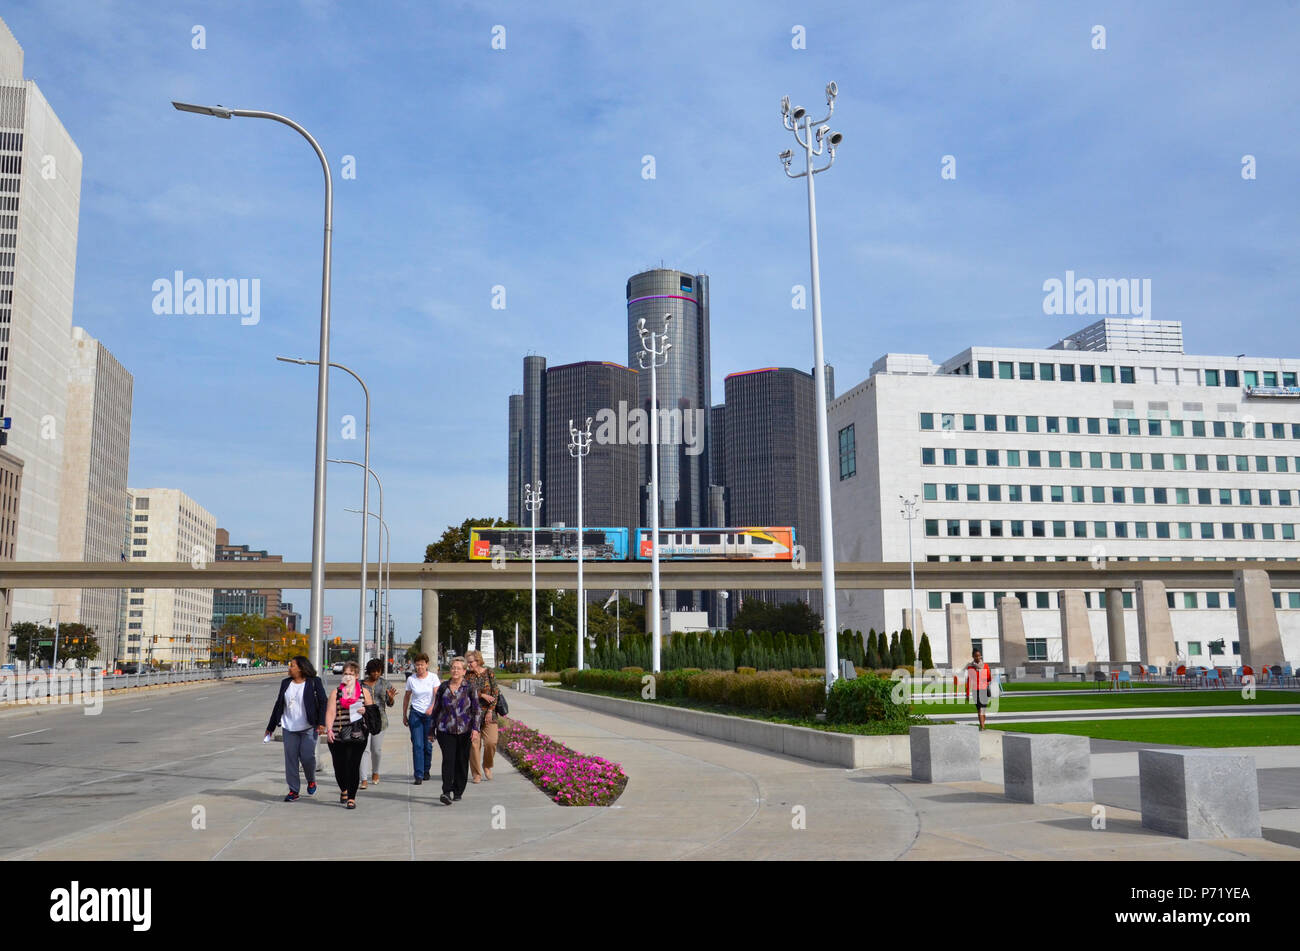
[266, 650, 501, 809]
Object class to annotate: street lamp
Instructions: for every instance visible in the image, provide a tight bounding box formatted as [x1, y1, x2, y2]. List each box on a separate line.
[637, 313, 673, 673]
[568, 417, 593, 669]
[524, 481, 543, 675]
[779, 81, 843, 691]
[900, 494, 920, 651]
[344, 507, 389, 665]
[325, 453, 383, 664]
[280, 357, 371, 668]
[174, 101, 334, 674]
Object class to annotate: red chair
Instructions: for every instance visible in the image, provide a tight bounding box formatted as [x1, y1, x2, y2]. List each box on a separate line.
[1241, 665, 1254, 685]
[1175, 664, 1187, 687]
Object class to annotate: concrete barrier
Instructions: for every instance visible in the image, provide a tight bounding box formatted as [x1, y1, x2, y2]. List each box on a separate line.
[537, 686, 1001, 769]
[1138, 749, 1261, 839]
[910, 724, 980, 782]
[1002, 732, 1093, 803]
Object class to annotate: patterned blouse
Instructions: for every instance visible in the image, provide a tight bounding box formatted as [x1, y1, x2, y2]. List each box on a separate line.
[464, 668, 499, 723]
[432, 680, 481, 735]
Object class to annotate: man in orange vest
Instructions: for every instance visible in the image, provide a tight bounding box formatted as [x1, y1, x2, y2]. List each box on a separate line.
[965, 648, 992, 730]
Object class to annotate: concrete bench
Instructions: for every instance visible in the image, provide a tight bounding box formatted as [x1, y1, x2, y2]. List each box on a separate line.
[1138, 750, 1261, 839]
[910, 724, 981, 782]
[1001, 733, 1093, 803]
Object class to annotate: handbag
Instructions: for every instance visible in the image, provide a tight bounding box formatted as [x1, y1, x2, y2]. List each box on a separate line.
[494, 687, 508, 719]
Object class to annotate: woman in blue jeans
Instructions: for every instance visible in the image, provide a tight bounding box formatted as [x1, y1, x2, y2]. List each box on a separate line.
[403, 653, 440, 783]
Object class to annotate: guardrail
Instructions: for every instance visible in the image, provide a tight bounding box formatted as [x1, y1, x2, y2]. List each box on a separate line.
[1, 666, 288, 701]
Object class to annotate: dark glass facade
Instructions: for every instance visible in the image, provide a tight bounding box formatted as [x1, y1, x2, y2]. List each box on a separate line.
[521, 355, 547, 522]
[543, 361, 640, 537]
[722, 367, 822, 613]
[507, 393, 523, 524]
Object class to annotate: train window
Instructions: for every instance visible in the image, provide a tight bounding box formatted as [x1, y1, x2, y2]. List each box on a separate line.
[752, 536, 771, 544]
[700, 533, 721, 544]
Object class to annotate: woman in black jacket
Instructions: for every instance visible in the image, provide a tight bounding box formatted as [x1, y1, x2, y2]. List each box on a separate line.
[265, 656, 329, 802]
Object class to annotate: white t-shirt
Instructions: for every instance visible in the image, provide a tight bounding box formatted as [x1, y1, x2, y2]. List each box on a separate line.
[406, 671, 440, 714]
[281, 680, 308, 732]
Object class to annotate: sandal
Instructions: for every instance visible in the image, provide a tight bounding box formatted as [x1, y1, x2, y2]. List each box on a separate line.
[360, 779, 368, 789]
[340, 792, 348, 803]
[346, 799, 356, 809]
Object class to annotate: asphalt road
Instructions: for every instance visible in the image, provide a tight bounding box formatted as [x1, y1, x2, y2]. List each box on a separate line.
[0, 673, 290, 855]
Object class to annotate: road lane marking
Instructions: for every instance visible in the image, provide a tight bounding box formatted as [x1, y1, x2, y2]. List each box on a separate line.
[131, 708, 152, 713]
[7, 729, 49, 739]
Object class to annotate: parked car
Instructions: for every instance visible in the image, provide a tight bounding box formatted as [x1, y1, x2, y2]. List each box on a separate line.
[331, 662, 345, 674]
[119, 663, 139, 675]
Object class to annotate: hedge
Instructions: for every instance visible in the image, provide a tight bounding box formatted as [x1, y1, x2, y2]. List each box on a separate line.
[825, 673, 911, 724]
[563, 667, 822, 717]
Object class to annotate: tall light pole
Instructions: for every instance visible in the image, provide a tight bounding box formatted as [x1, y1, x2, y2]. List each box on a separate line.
[900, 494, 920, 647]
[568, 417, 593, 669]
[779, 81, 844, 690]
[344, 507, 388, 665]
[524, 482, 543, 675]
[174, 101, 334, 674]
[280, 358, 370, 667]
[325, 454, 382, 664]
[637, 313, 673, 673]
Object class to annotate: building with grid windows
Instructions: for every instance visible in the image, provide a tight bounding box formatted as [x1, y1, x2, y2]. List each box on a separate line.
[0, 18, 84, 625]
[124, 489, 217, 667]
[829, 319, 1300, 668]
[212, 527, 286, 637]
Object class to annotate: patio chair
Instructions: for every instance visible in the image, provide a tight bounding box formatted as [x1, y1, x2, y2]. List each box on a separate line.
[1117, 670, 1132, 689]
[1175, 664, 1187, 687]
[1240, 665, 1254, 685]
[1205, 668, 1223, 688]
[1093, 669, 1109, 690]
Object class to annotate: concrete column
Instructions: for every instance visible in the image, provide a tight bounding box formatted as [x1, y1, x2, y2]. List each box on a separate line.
[420, 589, 439, 657]
[902, 608, 925, 636]
[1105, 587, 1126, 663]
[1058, 589, 1095, 667]
[1135, 580, 1176, 668]
[1234, 569, 1284, 669]
[997, 596, 1029, 670]
[945, 603, 971, 670]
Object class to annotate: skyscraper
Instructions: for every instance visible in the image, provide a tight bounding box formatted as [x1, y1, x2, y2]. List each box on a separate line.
[625, 268, 712, 528]
[722, 367, 822, 614]
[521, 354, 546, 520]
[626, 268, 712, 613]
[506, 393, 523, 524]
[543, 361, 640, 537]
[56, 327, 133, 644]
[0, 17, 84, 624]
[212, 527, 284, 632]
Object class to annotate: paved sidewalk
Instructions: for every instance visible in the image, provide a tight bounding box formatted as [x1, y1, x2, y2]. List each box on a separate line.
[9, 684, 1298, 860]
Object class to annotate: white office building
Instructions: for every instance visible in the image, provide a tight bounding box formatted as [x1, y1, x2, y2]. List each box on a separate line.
[125, 489, 217, 667]
[56, 328, 133, 654]
[0, 18, 83, 624]
[829, 318, 1300, 668]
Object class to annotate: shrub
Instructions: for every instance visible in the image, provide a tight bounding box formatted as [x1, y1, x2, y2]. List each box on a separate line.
[620, 666, 644, 674]
[825, 673, 911, 724]
[736, 666, 757, 675]
[889, 632, 902, 668]
[901, 628, 916, 667]
[918, 634, 934, 672]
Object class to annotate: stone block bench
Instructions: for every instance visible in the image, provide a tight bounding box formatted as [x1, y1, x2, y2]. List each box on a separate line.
[1001, 732, 1092, 803]
[910, 724, 981, 782]
[1138, 750, 1261, 839]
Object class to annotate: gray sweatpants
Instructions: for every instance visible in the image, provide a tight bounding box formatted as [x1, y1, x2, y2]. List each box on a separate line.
[364, 729, 385, 776]
[284, 728, 318, 791]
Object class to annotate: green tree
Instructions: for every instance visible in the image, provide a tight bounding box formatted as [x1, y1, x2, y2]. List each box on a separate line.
[901, 628, 916, 667]
[918, 632, 934, 672]
[889, 631, 901, 668]
[9, 621, 100, 667]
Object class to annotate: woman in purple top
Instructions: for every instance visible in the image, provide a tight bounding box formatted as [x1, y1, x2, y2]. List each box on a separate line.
[431, 657, 480, 805]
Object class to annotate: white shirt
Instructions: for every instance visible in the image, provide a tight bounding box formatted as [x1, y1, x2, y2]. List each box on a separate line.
[406, 671, 440, 714]
[281, 680, 308, 732]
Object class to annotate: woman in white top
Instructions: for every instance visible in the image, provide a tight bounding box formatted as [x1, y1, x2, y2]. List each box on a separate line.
[403, 653, 441, 784]
[265, 656, 328, 802]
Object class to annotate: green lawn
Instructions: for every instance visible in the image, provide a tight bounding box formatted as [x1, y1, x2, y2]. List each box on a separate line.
[1000, 681, 1178, 692]
[990, 715, 1300, 747]
[912, 689, 1300, 715]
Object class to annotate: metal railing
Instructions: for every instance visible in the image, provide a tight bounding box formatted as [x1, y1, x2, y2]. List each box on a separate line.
[1, 665, 288, 701]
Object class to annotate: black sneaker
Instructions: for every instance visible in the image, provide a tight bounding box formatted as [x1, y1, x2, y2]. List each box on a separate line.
[439, 793, 452, 805]
[414, 777, 423, 785]
[423, 772, 431, 780]
[283, 790, 300, 802]
[453, 794, 462, 801]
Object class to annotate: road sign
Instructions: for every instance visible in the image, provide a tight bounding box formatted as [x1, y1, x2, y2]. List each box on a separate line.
[321, 616, 334, 638]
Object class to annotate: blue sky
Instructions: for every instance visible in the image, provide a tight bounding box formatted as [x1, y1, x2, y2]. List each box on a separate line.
[5, 1, 1299, 640]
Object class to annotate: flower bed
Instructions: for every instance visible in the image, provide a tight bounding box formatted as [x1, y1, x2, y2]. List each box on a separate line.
[498, 718, 628, 806]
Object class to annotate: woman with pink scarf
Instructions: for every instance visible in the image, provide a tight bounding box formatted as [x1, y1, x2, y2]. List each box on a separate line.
[324, 660, 374, 809]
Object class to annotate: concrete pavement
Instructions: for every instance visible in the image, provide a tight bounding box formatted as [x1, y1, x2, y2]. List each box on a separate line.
[3, 679, 1297, 860]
